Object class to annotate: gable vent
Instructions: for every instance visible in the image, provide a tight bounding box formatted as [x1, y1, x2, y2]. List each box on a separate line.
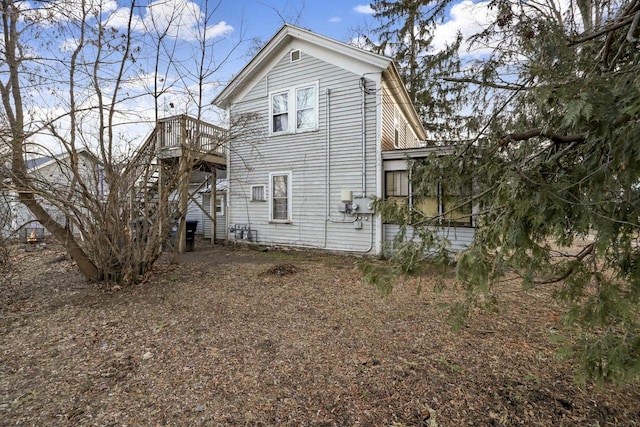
[290, 49, 301, 62]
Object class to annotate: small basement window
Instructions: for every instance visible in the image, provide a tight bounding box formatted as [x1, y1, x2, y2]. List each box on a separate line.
[290, 49, 301, 62]
[251, 185, 266, 201]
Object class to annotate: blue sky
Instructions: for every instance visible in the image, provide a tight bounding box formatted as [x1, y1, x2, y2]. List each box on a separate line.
[200, 0, 497, 83]
[213, 1, 377, 44]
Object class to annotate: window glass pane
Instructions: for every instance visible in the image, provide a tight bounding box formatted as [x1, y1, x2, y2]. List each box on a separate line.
[272, 199, 288, 220]
[296, 87, 315, 130]
[297, 87, 314, 109]
[273, 114, 288, 132]
[414, 183, 438, 216]
[415, 197, 439, 217]
[297, 109, 314, 129]
[273, 175, 287, 197]
[272, 93, 288, 113]
[272, 92, 289, 132]
[215, 196, 224, 214]
[271, 174, 289, 220]
[385, 171, 409, 197]
[442, 184, 472, 225]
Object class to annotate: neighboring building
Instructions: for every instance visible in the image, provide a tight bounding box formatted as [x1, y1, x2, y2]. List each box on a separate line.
[184, 173, 227, 242]
[2, 149, 104, 240]
[213, 24, 474, 255]
[198, 178, 227, 242]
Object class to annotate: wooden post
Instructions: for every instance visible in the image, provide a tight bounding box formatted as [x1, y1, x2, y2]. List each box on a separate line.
[176, 154, 188, 254]
[211, 168, 217, 245]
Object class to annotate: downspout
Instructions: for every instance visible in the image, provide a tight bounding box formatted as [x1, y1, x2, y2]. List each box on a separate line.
[324, 88, 330, 248]
[325, 87, 357, 226]
[323, 86, 373, 253]
[360, 77, 366, 198]
[375, 77, 383, 256]
[225, 110, 231, 242]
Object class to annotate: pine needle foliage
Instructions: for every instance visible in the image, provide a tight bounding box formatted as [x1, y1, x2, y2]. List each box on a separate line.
[367, 0, 640, 384]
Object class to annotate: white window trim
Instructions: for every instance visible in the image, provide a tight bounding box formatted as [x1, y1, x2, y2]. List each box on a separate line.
[268, 81, 319, 136]
[270, 89, 289, 134]
[268, 171, 292, 223]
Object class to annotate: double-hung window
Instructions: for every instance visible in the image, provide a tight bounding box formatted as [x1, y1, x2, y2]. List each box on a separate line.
[270, 83, 318, 134]
[296, 86, 316, 130]
[269, 171, 292, 222]
[271, 92, 289, 133]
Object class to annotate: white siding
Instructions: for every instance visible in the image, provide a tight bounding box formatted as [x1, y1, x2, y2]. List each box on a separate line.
[186, 200, 202, 235]
[185, 183, 206, 235]
[202, 193, 227, 241]
[8, 152, 102, 237]
[383, 224, 475, 253]
[228, 51, 380, 252]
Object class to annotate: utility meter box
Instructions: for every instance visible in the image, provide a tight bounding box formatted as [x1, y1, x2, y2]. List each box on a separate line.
[352, 197, 375, 214]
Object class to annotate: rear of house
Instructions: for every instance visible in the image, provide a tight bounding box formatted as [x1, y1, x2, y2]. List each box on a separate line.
[214, 24, 474, 255]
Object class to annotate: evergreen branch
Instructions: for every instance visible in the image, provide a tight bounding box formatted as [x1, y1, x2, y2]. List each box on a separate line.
[499, 128, 587, 147]
[536, 242, 595, 285]
[627, 11, 640, 42]
[443, 77, 527, 91]
[568, 11, 640, 46]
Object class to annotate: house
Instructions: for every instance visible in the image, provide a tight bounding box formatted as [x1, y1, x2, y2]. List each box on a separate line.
[184, 173, 227, 242]
[195, 178, 227, 242]
[2, 149, 104, 241]
[213, 24, 474, 255]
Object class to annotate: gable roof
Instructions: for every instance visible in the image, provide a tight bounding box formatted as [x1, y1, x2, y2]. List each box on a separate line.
[26, 148, 100, 173]
[212, 24, 426, 140]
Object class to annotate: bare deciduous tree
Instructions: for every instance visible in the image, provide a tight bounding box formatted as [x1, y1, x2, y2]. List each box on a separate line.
[0, 0, 245, 284]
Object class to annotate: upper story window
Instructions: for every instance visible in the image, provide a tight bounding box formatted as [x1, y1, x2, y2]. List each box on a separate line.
[270, 82, 318, 135]
[272, 92, 289, 133]
[393, 107, 401, 148]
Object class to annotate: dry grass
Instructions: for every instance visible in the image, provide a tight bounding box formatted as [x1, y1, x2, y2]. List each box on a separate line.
[0, 242, 639, 426]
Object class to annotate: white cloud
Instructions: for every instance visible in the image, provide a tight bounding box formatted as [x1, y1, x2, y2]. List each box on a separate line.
[431, 0, 496, 56]
[353, 4, 374, 14]
[60, 38, 80, 53]
[102, 7, 145, 32]
[104, 0, 233, 42]
[144, 0, 233, 41]
[329, 16, 342, 23]
[205, 21, 234, 39]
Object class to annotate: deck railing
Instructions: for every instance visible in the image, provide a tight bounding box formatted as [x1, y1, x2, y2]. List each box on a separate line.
[157, 115, 227, 158]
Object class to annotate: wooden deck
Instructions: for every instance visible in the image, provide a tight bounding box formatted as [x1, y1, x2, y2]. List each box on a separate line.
[156, 115, 227, 168]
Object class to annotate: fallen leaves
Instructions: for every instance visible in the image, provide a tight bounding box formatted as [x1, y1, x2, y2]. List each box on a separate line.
[0, 242, 639, 426]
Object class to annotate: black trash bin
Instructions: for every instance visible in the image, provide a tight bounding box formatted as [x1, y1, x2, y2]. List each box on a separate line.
[185, 220, 198, 252]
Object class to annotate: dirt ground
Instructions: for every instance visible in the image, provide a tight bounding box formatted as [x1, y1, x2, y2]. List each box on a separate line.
[1, 240, 639, 426]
